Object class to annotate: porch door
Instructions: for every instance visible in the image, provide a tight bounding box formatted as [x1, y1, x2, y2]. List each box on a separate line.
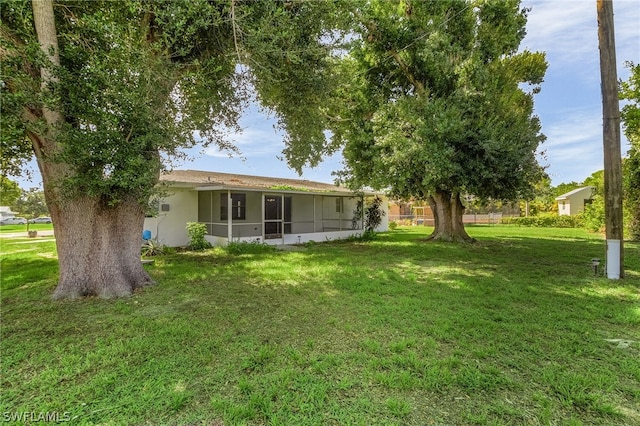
[264, 195, 283, 239]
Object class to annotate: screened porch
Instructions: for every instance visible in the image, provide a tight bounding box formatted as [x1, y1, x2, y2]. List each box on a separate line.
[197, 190, 364, 245]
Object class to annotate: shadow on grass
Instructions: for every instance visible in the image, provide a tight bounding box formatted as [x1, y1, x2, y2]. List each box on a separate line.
[2, 228, 638, 425]
[145, 230, 639, 352]
[146, 231, 638, 423]
[0, 257, 59, 292]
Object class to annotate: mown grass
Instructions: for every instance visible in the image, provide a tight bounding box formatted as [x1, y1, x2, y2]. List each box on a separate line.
[0, 223, 54, 234]
[1, 226, 638, 425]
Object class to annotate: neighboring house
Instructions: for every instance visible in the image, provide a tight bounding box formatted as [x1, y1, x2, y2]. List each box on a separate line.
[388, 201, 414, 222]
[555, 186, 595, 216]
[413, 205, 435, 225]
[388, 200, 434, 225]
[144, 170, 388, 247]
[0, 206, 16, 221]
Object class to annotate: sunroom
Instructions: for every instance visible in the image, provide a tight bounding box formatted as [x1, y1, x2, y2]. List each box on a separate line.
[143, 170, 388, 247]
[197, 189, 365, 246]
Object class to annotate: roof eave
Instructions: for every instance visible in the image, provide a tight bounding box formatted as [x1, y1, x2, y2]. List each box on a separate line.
[189, 183, 357, 196]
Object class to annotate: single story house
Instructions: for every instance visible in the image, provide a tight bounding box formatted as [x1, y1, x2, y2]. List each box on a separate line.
[144, 170, 388, 247]
[0, 206, 17, 220]
[555, 186, 595, 216]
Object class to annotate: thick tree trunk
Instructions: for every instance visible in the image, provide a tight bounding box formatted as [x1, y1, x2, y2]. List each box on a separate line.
[51, 195, 154, 299]
[30, 0, 154, 299]
[425, 190, 474, 243]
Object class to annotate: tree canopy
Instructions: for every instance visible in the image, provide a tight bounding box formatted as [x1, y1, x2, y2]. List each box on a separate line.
[0, 0, 342, 298]
[14, 188, 49, 218]
[2, 0, 339, 198]
[328, 0, 547, 241]
[0, 176, 21, 207]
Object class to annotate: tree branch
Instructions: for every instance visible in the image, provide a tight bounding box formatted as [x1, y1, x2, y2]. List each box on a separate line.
[32, 0, 63, 129]
[359, 13, 427, 97]
[230, 0, 243, 65]
[387, 49, 426, 96]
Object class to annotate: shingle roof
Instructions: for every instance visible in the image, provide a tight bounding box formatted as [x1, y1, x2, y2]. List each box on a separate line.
[555, 186, 595, 200]
[160, 169, 356, 194]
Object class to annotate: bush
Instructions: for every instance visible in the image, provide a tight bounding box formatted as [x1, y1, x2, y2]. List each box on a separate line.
[581, 196, 605, 233]
[225, 240, 275, 255]
[361, 230, 377, 240]
[186, 222, 212, 251]
[329, 231, 377, 244]
[501, 214, 583, 228]
[141, 238, 166, 256]
[365, 196, 386, 232]
[388, 221, 398, 231]
[627, 213, 640, 241]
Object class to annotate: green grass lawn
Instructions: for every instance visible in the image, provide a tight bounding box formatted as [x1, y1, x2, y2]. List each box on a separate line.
[1, 226, 638, 425]
[0, 223, 54, 234]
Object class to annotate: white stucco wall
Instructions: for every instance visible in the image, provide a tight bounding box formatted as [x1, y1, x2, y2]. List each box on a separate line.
[143, 188, 198, 247]
[557, 187, 594, 216]
[558, 200, 571, 216]
[378, 196, 389, 231]
[146, 188, 389, 247]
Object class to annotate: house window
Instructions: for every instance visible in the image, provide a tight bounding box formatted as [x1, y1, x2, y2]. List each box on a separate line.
[221, 193, 246, 220]
[336, 198, 343, 213]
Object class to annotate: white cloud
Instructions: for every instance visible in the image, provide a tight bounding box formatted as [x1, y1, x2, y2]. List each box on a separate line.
[522, 0, 639, 82]
[543, 107, 600, 148]
[540, 106, 604, 183]
[521, 0, 638, 184]
[522, 1, 595, 57]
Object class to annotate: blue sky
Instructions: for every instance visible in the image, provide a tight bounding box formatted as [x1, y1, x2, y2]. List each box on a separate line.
[520, 0, 639, 185]
[17, 0, 640, 190]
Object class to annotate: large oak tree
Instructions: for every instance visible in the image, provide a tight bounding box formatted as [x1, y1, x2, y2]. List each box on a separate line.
[1, 0, 340, 298]
[329, 0, 547, 242]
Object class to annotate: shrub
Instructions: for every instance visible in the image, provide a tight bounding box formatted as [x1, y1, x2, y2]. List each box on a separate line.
[361, 230, 377, 240]
[626, 212, 640, 241]
[186, 222, 212, 251]
[354, 230, 378, 241]
[502, 214, 583, 228]
[330, 231, 377, 243]
[388, 221, 398, 231]
[500, 216, 516, 225]
[557, 214, 584, 228]
[141, 238, 166, 256]
[225, 240, 275, 255]
[582, 196, 605, 233]
[365, 196, 386, 232]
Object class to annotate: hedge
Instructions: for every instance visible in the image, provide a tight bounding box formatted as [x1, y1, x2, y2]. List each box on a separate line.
[501, 214, 584, 228]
